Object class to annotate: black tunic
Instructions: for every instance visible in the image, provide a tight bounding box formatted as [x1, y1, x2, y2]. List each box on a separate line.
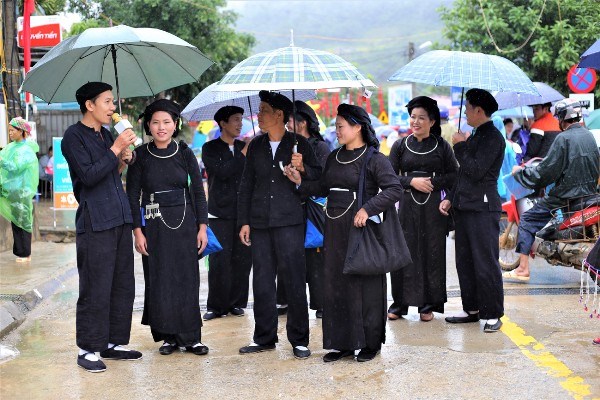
[300, 145, 403, 351]
[126, 141, 208, 345]
[388, 135, 458, 313]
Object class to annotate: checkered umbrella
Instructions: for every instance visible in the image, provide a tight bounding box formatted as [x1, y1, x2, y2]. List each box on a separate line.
[181, 83, 317, 121]
[212, 45, 375, 92]
[389, 50, 539, 95]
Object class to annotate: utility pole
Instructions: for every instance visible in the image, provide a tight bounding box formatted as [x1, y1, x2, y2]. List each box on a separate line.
[2, 0, 24, 118]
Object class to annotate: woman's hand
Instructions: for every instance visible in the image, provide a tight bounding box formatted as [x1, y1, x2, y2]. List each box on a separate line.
[439, 199, 452, 216]
[353, 208, 369, 227]
[239, 225, 251, 246]
[197, 224, 208, 255]
[410, 177, 434, 193]
[283, 164, 302, 185]
[133, 228, 149, 256]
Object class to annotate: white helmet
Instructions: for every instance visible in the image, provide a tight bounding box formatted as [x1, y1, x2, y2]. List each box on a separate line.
[554, 98, 583, 122]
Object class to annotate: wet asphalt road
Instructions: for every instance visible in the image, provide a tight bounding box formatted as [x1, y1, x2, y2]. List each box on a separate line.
[0, 238, 599, 400]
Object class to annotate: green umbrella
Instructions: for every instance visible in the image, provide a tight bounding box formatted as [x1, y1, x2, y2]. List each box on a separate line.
[20, 25, 214, 111]
[585, 109, 600, 130]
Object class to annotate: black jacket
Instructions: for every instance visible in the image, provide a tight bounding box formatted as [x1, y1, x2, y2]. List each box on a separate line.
[515, 123, 600, 209]
[61, 122, 133, 233]
[449, 120, 505, 212]
[237, 131, 321, 228]
[202, 138, 246, 219]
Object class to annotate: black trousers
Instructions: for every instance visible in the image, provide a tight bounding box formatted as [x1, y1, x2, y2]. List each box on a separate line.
[454, 209, 504, 320]
[276, 248, 324, 311]
[75, 209, 135, 352]
[207, 218, 252, 315]
[11, 222, 31, 257]
[251, 224, 309, 347]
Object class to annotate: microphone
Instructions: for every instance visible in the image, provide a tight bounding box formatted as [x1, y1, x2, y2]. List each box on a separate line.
[112, 113, 133, 134]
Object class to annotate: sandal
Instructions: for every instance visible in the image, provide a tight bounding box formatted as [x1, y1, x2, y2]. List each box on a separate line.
[502, 270, 530, 282]
[420, 312, 434, 322]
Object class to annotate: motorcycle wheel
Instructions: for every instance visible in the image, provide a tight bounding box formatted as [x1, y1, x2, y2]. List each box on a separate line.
[499, 215, 520, 271]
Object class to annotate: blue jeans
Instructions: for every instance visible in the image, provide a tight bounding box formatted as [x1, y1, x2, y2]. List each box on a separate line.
[515, 201, 555, 255]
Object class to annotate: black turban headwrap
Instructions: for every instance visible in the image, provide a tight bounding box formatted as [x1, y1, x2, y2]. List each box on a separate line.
[259, 90, 293, 121]
[140, 99, 182, 137]
[293, 101, 322, 140]
[75, 81, 112, 107]
[214, 105, 244, 125]
[337, 103, 379, 148]
[406, 96, 442, 136]
[465, 88, 499, 116]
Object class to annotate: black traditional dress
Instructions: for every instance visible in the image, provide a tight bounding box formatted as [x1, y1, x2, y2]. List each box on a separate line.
[388, 134, 458, 315]
[126, 140, 208, 346]
[300, 144, 404, 351]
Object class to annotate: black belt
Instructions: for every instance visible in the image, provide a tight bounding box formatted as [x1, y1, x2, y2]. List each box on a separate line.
[141, 188, 189, 207]
[402, 171, 437, 178]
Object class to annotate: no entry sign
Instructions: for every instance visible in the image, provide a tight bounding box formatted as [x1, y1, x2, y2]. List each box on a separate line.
[567, 65, 597, 94]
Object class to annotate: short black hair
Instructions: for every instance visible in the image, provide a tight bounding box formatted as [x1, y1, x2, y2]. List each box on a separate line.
[465, 89, 498, 117]
[503, 118, 513, 125]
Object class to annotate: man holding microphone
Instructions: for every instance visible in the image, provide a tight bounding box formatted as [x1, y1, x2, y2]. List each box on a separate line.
[62, 82, 141, 372]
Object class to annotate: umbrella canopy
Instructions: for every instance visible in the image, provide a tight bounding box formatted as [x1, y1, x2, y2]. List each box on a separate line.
[494, 82, 564, 109]
[212, 45, 375, 91]
[389, 50, 539, 95]
[20, 25, 214, 104]
[578, 38, 600, 69]
[585, 109, 600, 130]
[493, 106, 534, 119]
[181, 83, 317, 121]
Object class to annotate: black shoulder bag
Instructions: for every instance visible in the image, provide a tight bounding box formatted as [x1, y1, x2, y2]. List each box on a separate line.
[343, 147, 412, 275]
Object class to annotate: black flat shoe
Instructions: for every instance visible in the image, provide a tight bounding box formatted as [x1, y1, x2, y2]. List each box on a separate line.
[77, 353, 106, 373]
[356, 349, 379, 362]
[292, 346, 311, 359]
[159, 342, 177, 355]
[323, 350, 353, 363]
[203, 311, 222, 321]
[239, 343, 276, 354]
[483, 320, 503, 333]
[186, 343, 209, 356]
[444, 313, 480, 324]
[230, 307, 245, 316]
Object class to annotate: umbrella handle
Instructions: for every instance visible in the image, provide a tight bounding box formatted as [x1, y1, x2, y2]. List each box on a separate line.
[111, 44, 122, 115]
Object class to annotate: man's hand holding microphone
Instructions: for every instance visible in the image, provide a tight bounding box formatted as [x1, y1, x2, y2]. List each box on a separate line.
[110, 113, 137, 165]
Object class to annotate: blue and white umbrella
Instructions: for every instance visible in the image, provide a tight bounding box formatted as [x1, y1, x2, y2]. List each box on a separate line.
[389, 50, 539, 95]
[182, 83, 316, 121]
[212, 45, 375, 92]
[578, 38, 600, 69]
[494, 82, 564, 110]
[493, 107, 534, 119]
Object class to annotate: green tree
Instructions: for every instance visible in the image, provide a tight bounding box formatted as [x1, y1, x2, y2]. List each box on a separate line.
[438, 0, 600, 101]
[66, 0, 255, 119]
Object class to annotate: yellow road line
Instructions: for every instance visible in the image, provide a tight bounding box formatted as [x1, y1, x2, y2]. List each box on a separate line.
[501, 316, 594, 400]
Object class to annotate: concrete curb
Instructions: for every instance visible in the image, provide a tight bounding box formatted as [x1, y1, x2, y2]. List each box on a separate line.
[0, 265, 77, 339]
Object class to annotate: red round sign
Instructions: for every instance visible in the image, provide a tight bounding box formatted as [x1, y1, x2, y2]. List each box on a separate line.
[567, 65, 597, 94]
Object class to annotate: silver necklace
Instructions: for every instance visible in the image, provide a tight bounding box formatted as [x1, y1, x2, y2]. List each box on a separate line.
[335, 145, 367, 164]
[147, 139, 179, 159]
[404, 134, 438, 155]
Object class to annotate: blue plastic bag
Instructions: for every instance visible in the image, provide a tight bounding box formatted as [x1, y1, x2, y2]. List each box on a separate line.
[199, 226, 223, 258]
[502, 173, 534, 200]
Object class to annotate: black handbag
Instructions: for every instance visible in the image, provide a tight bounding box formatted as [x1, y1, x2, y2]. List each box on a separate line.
[343, 147, 412, 275]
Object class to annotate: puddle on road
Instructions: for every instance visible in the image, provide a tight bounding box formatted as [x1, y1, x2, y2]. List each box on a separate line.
[0, 344, 20, 364]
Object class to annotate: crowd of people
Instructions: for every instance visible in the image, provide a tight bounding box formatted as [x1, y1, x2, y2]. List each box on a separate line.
[2, 79, 598, 373]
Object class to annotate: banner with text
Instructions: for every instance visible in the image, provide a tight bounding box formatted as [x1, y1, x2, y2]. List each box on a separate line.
[52, 137, 78, 210]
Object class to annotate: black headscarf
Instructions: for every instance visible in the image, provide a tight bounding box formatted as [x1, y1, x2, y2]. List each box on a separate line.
[214, 105, 244, 125]
[259, 90, 293, 122]
[293, 101, 322, 140]
[337, 103, 379, 148]
[140, 99, 182, 137]
[406, 96, 441, 136]
[75, 81, 113, 106]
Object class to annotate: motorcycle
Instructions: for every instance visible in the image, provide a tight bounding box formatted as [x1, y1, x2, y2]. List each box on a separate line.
[498, 161, 600, 283]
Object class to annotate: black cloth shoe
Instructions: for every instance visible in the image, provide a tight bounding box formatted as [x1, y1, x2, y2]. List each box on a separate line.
[323, 350, 353, 363]
[315, 310, 323, 319]
[77, 353, 106, 373]
[483, 319, 503, 332]
[186, 343, 209, 355]
[444, 313, 480, 324]
[99, 345, 143, 361]
[159, 342, 177, 355]
[239, 343, 276, 354]
[356, 349, 379, 362]
[292, 346, 311, 359]
[230, 307, 245, 316]
[203, 311, 222, 321]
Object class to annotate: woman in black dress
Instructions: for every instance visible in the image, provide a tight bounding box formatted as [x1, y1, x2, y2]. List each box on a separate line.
[285, 104, 404, 362]
[387, 96, 458, 322]
[126, 99, 209, 356]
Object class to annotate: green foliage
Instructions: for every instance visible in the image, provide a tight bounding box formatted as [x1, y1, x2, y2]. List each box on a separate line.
[66, 19, 109, 37]
[438, 0, 600, 101]
[66, 0, 255, 118]
[30, 0, 66, 15]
